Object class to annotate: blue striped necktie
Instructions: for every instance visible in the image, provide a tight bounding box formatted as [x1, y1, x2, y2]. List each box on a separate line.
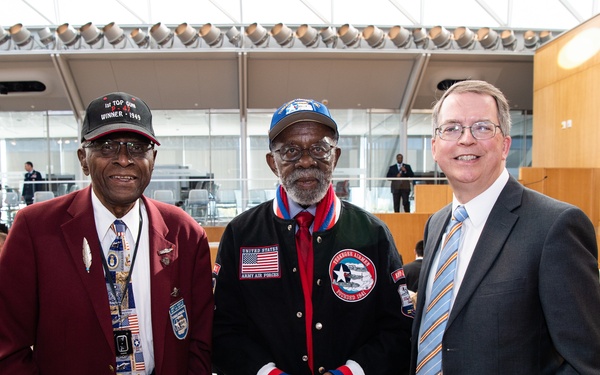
[416, 205, 468, 375]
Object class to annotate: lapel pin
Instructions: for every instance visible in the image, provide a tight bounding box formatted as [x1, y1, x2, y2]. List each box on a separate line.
[161, 257, 171, 266]
[171, 287, 180, 297]
[158, 247, 173, 255]
[82, 237, 92, 273]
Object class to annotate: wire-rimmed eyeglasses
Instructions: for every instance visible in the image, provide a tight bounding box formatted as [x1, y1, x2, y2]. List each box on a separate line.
[435, 121, 503, 141]
[272, 142, 336, 162]
[83, 140, 155, 158]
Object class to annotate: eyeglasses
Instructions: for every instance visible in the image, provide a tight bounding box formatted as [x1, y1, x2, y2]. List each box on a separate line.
[83, 140, 155, 158]
[272, 143, 336, 162]
[435, 121, 503, 141]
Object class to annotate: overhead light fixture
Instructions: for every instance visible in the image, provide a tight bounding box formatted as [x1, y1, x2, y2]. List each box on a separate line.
[296, 24, 319, 47]
[271, 23, 295, 47]
[362, 25, 386, 48]
[429, 26, 452, 48]
[412, 27, 428, 48]
[388, 25, 411, 48]
[150, 22, 174, 47]
[37, 27, 56, 48]
[131, 28, 150, 48]
[477, 27, 499, 49]
[501, 30, 517, 50]
[246, 23, 269, 47]
[103, 22, 127, 48]
[9, 23, 35, 49]
[80, 22, 104, 48]
[523, 30, 539, 49]
[0, 26, 10, 48]
[539, 30, 553, 44]
[200, 23, 223, 47]
[454, 27, 476, 49]
[56, 23, 81, 48]
[225, 26, 241, 47]
[338, 24, 360, 47]
[319, 26, 337, 47]
[175, 23, 199, 47]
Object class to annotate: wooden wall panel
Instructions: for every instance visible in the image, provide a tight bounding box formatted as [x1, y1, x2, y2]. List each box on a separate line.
[374, 213, 431, 263]
[414, 185, 452, 213]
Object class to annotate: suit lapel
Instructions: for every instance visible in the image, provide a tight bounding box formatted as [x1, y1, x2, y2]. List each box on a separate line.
[447, 177, 523, 326]
[63, 186, 115, 352]
[143, 197, 177, 373]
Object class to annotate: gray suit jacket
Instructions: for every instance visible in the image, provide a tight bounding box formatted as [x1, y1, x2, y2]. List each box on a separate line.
[410, 176, 600, 374]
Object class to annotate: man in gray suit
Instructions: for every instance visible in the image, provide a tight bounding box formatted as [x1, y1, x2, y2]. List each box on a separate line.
[410, 80, 600, 374]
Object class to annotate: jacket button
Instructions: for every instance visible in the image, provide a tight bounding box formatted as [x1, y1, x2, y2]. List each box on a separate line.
[109, 364, 115, 372]
[288, 224, 293, 231]
[316, 279, 321, 286]
[302, 355, 308, 362]
[318, 367, 326, 373]
[293, 267, 297, 272]
[296, 311, 303, 318]
[317, 236, 322, 243]
[315, 322, 322, 330]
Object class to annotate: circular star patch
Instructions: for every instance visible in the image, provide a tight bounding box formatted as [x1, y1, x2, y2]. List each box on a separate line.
[329, 249, 376, 302]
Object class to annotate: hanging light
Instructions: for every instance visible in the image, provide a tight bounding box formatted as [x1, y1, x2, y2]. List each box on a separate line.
[319, 26, 337, 47]
[103, 22, 127, 48]
[246, 23, 269, 47]
[362, 25, 386, 48]
[150, 22, 174, 47]
[296, 24, 319, 47]
[37, 27, 56, 48]
[412, 27, 428, 48]
[388, 25, 411, 48]
[225, 26, 241, 46]
[9, 23, 34, 48]
[501, 30, 517, 50]
[429, 26, 452, 48]
[338, 24, 360, 47]
[271, 23, 294, 47]
[477, 27, 499, 49]
[175, 23, 199, 47]
[131, 28, 150, 48]
[56, 23, 81, 48]
[523, 30, 539, 49]
[80, 22, 104, 48]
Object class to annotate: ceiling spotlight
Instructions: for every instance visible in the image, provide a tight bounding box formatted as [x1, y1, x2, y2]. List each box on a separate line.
[246, 23, 269, 47]
[225, 26, 241, 46]
[319, 26, 337, 47]
[9, 23, 35, 49]
[539, 30, 553, 44]
[429, 26, 452, 48]
[412, 27, 428, 48]
[524, 30, 539, 49]
[175, 23, 200, 47]
[131, 28, 150, 48]
[338, 24, 360, 47]
[388, 25, 411, 48]
[454, 27, 476, 49]
[56, 23, 81, 48]
[501, 30, 517, 50]
[0, 26, 10, 47]
[37, 27, 55, 48]
[150, 22, 174, 47]
[271, 23, 295, 47]
[200, 23, 223, 47]
[296, 24, 319, 47]
[80, 22, 104, 48]
[477, 27, 499, 49]
[362, 25, 386, 48]
[103, 22, 127, 47]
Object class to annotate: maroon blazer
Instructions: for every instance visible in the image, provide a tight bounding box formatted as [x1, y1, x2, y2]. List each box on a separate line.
[0, 186, 214, 374]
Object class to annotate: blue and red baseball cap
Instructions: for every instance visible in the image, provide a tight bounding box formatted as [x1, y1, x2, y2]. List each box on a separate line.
[269, 98, 338, 143]
[81, 92, 160, 145]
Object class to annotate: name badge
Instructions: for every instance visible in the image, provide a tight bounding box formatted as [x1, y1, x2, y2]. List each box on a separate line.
[113, 329, 133, 356]
[169, 298, 189, 340]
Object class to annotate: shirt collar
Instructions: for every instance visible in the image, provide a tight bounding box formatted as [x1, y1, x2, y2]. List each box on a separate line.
[452, 169, 509, 228]
[288, 198, 317, 219]
[91, 187, 141, 240]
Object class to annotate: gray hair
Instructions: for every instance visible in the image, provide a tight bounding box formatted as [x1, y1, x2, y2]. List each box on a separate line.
[431, 80, 512, 137]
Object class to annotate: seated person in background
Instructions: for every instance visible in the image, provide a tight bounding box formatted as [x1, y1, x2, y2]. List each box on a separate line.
[403, 239, 423, 292]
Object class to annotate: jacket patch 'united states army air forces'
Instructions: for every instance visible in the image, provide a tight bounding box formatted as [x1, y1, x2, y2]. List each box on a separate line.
[329, 249, 376, 302]
[239, 245, 280, 279]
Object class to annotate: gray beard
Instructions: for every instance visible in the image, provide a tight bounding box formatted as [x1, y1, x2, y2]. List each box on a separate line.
[279, 168, 330, 206]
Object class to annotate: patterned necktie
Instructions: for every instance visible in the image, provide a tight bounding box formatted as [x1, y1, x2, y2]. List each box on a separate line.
[416, 205, 468, 375]
[107, 220, 146, 374]
[295, 212, 314, 266]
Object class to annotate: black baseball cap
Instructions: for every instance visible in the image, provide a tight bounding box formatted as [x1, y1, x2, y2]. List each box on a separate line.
[80, 92, 160, 145]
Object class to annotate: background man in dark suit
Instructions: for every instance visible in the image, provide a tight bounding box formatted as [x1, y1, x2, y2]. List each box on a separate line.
[403, 239, 423, 292]
[411, 80, 600, 374]
[386, 154, 414, 212]
[22, 161, 43, 205]
[0, 92, 214, 374]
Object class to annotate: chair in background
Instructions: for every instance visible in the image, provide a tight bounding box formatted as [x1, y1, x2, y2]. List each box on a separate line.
[215, 189, 237, 223]
[33, 191, 55, 203]
[153, 189, 176, 205]
[247, 189, 266, 209]
[68, 184, 80, 193]
[335, 180, 350, 201]
[4, 191, 20, 227]
[57, 183, 69, 196]
[185, 189, 211, 224]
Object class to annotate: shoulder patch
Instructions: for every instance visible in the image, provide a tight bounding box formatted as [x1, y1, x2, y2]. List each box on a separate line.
[329, 249, 376, 302]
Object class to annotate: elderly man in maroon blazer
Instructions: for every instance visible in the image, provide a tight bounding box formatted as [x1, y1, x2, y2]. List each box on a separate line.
[0, 92, 214, 374]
